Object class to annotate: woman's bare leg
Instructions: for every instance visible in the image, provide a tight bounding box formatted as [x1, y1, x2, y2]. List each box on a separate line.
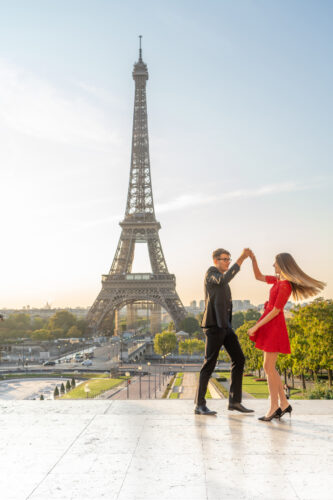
[263, 352, 280, 416]
[275, 367, 289, 410]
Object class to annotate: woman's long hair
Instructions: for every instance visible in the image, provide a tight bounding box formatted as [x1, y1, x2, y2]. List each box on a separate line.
[275, 253, 326, 301]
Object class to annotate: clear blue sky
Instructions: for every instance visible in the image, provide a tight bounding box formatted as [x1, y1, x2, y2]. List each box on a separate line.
[0, 1, 332, 308]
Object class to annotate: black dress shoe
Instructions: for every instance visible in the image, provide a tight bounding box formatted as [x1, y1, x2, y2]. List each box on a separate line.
[194, 405, 217, 415]
[258, 408, 282, 421]
[228, 402, 254, 413]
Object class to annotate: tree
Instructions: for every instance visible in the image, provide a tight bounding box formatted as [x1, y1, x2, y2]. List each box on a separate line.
[232, 312, 245, 330]
[154, 331, 177, 356]
[66, 380, 71, 392]
[48, 311, 77, 335]
[179, 316, 200, 334]
[236, 321, 263, 377]
[66, 325, 82, 338]
[40, 394, 44, 400]
[60, 383, 65, 394]
[76, 318, 89, 336]
[288, 316, 309, 390]
[179, 339, 205, 356]
[54, 386, 59, 398]
[167, 321, 175, 332]
[291, 299, 333, 387]
[71, 377, 76, 389]
[30, 329, 53, 341]
[49, 328, 65, 339]
[244, 309, 261, 322]
[193, 330, 204, 341]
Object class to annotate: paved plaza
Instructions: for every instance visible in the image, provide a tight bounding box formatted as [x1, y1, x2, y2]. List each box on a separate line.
[0, 399, 332, 500]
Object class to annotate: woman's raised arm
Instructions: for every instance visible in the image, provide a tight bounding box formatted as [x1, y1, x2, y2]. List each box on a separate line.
[250, 252, 266, 282]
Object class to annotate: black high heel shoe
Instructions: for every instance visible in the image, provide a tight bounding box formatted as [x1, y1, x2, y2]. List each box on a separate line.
[258, 408, 282, 421]
[280, 404, 292, 418]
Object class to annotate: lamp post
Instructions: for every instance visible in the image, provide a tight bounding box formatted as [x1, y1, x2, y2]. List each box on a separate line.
[84, 384, 90, 399]
[147, 362, 151, 399]
[154, 364, 157, 399]
[125, 371, 130, 399]
[138, 365, 142, 399]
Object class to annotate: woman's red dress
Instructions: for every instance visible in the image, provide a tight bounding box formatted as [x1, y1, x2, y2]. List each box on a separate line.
[250, 276, 292, 354]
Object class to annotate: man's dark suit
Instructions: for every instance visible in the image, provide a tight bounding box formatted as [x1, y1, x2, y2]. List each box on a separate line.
[195, 263, 245, 407]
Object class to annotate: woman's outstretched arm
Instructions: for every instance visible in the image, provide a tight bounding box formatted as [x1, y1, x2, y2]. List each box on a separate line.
[250, 251, 266, 282]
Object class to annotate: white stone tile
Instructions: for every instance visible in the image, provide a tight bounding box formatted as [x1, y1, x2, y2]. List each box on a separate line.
[206, 473, 299, 500]
[287, 473, 333, 500]
[0, 400, 332, 499]
[117, 454, 206, 500]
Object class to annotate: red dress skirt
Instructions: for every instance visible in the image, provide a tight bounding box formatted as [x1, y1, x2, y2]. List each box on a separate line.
[250, 276, 291, 354]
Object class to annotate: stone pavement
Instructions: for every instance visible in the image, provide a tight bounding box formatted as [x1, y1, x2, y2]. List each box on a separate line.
[0, 400, 332, 499]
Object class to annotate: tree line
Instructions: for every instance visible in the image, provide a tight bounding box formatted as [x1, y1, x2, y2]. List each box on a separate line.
[154, 299, 333, 388]
[0, 311, 88, 342]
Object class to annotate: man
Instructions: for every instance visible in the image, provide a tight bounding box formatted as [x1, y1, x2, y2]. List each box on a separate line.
[194, 248, 254, 415]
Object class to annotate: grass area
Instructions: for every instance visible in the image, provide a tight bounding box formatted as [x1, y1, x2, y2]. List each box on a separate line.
[60, 377, 125, 399]
[0, 371, 110, 381]
[174, 373, 184, 387]
[205, 387, 212, 399]
[162, 375, 176, 399]
[169, 392, 180, 399]
[210, 377, 229, 398]
[216, 372, 304, 399]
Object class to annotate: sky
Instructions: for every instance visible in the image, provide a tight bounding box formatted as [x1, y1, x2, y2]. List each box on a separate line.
[0, 0, 332, 309]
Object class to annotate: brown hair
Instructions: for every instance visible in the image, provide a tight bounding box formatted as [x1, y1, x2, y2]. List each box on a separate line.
[275, 253, 326, 301]
[212, 248, 230, 260]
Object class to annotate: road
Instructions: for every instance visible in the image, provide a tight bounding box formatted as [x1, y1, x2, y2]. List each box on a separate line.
[100, 373, 171, 400]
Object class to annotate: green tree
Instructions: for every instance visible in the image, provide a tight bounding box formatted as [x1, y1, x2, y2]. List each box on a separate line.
[48, 311, 77, 335]
[154, 331, 177, 356]
[32, 317, 47, 331]
[193, 330, 204, 341]
[288, 316, 309, 390]
[167, 321, 175, 332]
[291, 299, 333, 386]
[66, 380, 71, 392]
[236, 321, 263, 377]
[76, 318, 89, 336]
[40, 394, 44, 400]
[244, 309, 261, 322]
[196, 312, 204, 324]
[179, 339, 205, 356]
[54, 386, 59, 398]
[30, 329, 53, 341]
[60, 383, 65, 394]
[179, 316, 200, 334]
[67, 325, 82, 338]
[232, 312, 245, 330]
[49, 328, 65, 339]
[71, 377, 76, 389]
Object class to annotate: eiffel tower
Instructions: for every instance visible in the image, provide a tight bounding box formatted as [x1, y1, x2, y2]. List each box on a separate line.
[88, 38, 186, 334]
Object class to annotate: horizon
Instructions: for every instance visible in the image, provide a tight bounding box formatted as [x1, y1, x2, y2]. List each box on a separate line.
[1, 1, 332, 309]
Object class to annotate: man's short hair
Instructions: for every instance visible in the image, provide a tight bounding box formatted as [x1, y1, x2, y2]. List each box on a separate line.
[212, 248, 230, 260]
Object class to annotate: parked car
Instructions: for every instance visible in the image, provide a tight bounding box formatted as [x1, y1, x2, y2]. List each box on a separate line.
[81, 359, 92, 367]
[43, 361, 56, 366]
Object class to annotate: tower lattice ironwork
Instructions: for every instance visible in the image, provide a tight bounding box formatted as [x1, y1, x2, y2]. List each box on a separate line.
[88, 39, 186, 332]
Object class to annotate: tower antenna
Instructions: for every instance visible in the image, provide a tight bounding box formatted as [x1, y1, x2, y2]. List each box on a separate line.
[139, 35, 142, 61]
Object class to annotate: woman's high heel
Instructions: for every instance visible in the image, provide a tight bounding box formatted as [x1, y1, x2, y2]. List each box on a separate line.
[280, 404, 292, 418]
[258, 408, 282, 421]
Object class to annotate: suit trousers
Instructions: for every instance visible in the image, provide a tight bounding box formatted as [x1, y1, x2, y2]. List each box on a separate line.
[195, 326, 245, 407]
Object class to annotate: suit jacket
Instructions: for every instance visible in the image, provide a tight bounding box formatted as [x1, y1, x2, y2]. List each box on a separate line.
[201, 263, 240, 329]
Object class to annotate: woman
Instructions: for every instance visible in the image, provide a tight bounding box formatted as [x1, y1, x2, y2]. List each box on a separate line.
[247, 252, 325, 421]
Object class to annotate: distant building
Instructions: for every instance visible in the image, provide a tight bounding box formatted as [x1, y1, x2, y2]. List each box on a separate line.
[190, 300, 197, 309]
[232, 300, 255, 312]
